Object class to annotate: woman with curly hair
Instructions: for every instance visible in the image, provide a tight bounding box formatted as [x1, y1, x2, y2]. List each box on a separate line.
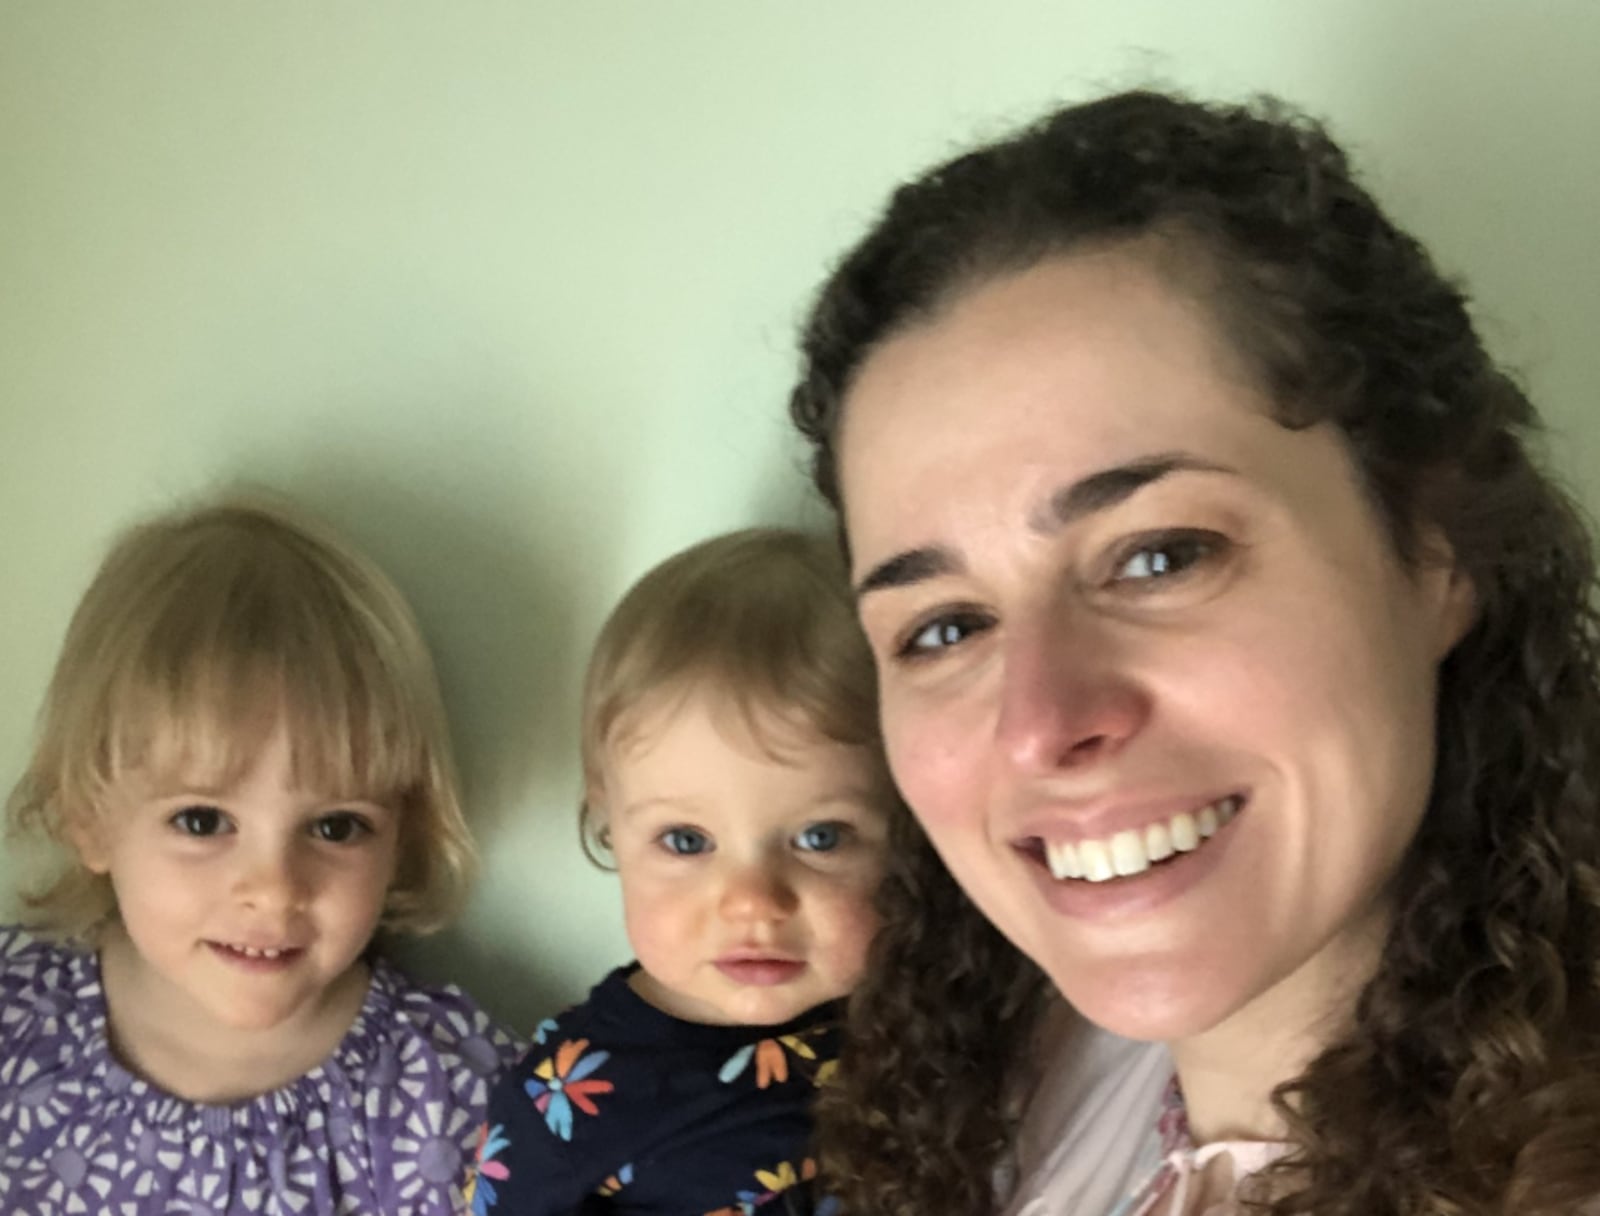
[788, 90, 1600, 1215]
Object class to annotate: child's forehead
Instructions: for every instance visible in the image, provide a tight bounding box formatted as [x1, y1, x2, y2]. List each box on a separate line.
[611, 682, 819, 756]
[604, 684, 887, 802]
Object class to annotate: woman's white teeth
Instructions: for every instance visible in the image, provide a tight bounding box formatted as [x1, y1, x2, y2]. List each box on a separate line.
[1043, 797, 1240, 882]
[1171, 812, 1200, 853]
[1144, 820, 1173, 862]
[1110, 832, 1148, 877]
[1081, 840, 1110, 881]
[236, 945, 285, 958]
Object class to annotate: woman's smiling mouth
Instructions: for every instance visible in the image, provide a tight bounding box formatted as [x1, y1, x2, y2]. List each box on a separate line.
[1027, 795, 1244, 882]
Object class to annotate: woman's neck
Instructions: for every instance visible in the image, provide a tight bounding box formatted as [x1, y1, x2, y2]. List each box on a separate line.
[1169, 901, 1389, 1145]
[98, 924, 372, 1104]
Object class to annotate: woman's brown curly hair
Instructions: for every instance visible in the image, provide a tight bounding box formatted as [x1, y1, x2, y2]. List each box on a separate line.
[789, 90, 1600, 1216]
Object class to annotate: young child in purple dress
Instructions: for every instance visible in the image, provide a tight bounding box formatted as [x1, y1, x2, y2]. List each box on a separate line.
[0, 497, 524, 1215]
[467, 528, 892, 1216]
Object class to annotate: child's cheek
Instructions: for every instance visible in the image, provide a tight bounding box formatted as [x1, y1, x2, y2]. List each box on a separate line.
[821, 880, 885, 989]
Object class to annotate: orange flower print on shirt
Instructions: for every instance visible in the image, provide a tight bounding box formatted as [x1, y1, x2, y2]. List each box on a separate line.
[717, 1033, 819, 1089]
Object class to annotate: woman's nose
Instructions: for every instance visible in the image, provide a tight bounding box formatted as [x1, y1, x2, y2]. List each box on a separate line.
[995, 613, 1151, 776]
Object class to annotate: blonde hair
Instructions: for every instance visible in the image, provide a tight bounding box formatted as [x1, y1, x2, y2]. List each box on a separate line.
[579, 526, 886, 860]
[5, 495, 476, 940]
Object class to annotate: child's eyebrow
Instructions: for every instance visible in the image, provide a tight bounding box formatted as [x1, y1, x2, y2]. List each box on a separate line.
[140, 779, 397, 812]
[805, 789, 883, 811]
[140, 778, 231, 799]
[619, 795, 703, 817]
[312, 798, 396, 814]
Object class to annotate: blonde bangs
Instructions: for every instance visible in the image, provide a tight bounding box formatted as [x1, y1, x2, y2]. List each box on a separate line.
[114, 598, 427, 809]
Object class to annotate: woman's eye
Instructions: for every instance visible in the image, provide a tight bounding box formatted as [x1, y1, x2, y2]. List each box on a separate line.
[311, 812, 371, 844]
[898, 610, 992, 658]
[170, 806, 229, 837]
[794, 821, 850, 853]
[660, 827, 712, 856]
[1111, 531, 1226, 584]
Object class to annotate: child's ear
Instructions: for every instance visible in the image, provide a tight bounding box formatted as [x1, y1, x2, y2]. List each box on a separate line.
[65, 808, 113, 875]
[582, 775, 614, 854]
[589, 796, 613, 850]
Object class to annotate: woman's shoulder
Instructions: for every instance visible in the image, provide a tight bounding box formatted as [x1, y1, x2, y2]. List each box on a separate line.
[1027, 1002, 1172, 1112]
[999, 1001, 1174, 1216]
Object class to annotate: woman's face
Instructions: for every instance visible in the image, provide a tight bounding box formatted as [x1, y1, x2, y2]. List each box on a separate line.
[836, 249, 1474, 1043]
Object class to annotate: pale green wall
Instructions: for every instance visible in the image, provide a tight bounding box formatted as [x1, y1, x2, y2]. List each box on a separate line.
[2, 2, 1596, 1028]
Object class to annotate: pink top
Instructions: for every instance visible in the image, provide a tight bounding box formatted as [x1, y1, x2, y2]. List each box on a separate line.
[1000, 1004, 1288, 1216]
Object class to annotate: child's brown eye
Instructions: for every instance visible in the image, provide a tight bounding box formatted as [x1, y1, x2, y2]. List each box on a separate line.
[312, 813, 371, 844]
[170, 806, 228, 837]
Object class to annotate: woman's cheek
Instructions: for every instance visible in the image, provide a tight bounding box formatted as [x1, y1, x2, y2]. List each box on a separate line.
[884, 698, 983, 836]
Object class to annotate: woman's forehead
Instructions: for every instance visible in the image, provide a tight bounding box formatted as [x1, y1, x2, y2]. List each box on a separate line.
[835, 254, 1288, 555]
[848, 254, 1238, 428]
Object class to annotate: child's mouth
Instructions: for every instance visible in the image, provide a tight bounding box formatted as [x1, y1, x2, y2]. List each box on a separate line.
[714, 957, 806, 986]
[208, 941, 305, 969]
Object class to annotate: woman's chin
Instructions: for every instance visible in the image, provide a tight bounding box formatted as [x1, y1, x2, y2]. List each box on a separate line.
[1046, 958, 1251, 1045]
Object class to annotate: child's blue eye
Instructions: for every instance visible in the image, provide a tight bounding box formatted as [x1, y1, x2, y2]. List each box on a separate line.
[170, 806, 229, 837]
[794, 821, 849, 853]
[311, 812, 371, 844]
[660, 827, 711, 856]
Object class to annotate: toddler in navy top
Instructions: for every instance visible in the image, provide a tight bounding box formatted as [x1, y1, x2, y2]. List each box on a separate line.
[470, 528, 894, 1215]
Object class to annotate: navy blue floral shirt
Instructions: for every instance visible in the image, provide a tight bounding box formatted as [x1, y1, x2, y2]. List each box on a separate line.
[467, 965, 840, 1216]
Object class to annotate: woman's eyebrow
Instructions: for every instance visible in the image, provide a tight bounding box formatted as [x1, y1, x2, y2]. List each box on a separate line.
[1032, 451, 1238, 533]
[854, 451, 1238, 599]
[854, 546, 959, 599]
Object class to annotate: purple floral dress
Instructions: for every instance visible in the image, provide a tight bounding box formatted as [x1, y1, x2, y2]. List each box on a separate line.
[0, 925, 524, 1215]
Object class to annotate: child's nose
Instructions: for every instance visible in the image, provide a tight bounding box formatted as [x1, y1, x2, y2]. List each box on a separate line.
[234, 844, 309, 913]
[718, 860, 800, 924]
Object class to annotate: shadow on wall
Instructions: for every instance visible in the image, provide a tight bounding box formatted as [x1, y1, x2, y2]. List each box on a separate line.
[230, 452, 572, 825]
[395, 926, 566, 1033]
[224, 427, 601, 1025]
[1289, 8, 1597, 484]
